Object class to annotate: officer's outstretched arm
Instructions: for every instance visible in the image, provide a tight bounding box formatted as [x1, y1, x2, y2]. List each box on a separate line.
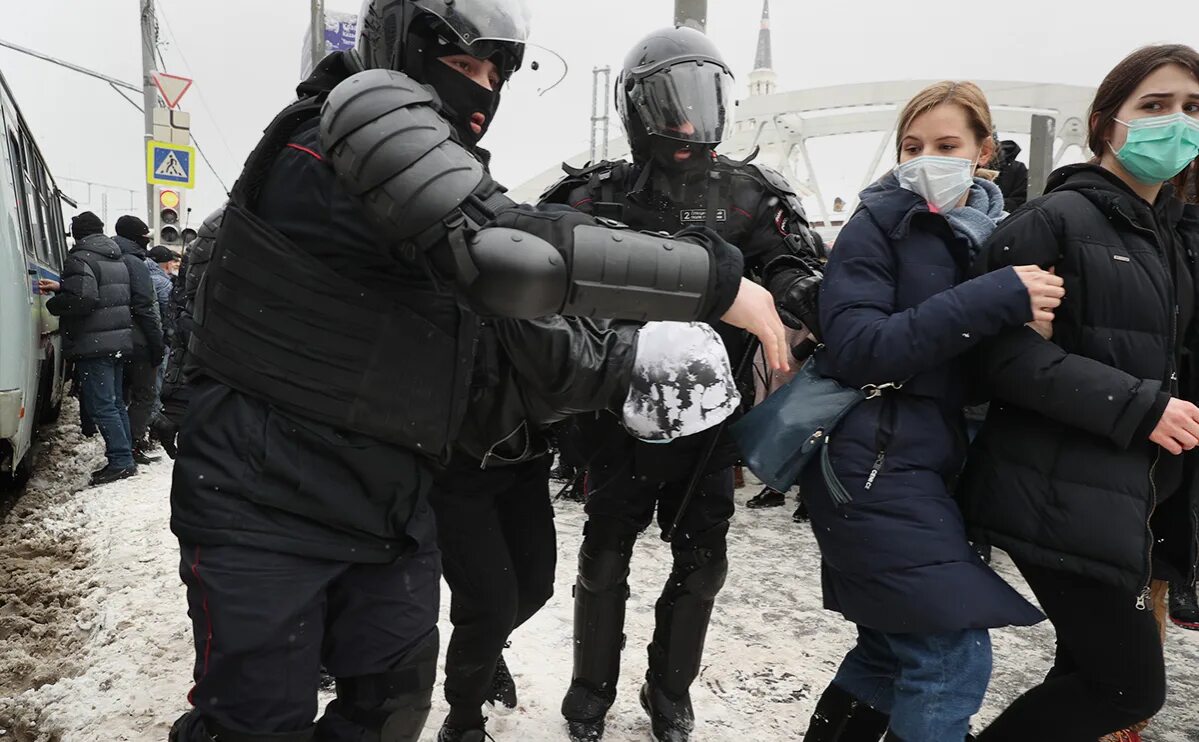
[319, 69, 742, 324]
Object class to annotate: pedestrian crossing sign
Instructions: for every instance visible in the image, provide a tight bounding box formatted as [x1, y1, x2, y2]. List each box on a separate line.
[146, 140, 195, 189]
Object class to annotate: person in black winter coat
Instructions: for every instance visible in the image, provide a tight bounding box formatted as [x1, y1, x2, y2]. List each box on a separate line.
[39, 212, 138, 484]
[962, 45, 1199, 742]
[991, 139, 1030, 211]
[798, 82, 1057, 742]
[111, 215, 164, 463]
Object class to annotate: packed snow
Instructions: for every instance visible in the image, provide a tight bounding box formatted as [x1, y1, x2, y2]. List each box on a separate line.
[3, 404, 1199, 741]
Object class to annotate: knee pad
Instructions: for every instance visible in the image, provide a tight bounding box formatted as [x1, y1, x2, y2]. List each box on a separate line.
[333, 630, 439, 742]
[671, 548, 729, 602]
[578, 522, 635, 596]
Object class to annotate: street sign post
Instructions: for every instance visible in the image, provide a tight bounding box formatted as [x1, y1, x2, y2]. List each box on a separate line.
[146, 140, 196, 189]
[151, 71, 193, 110]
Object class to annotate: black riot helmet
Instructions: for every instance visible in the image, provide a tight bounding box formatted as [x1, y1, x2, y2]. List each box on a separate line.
[353, 0, 531, 145]
[616, 26, 736, 171]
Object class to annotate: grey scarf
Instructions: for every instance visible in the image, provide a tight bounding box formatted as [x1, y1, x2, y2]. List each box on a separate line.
[943, 177, 1006, 256]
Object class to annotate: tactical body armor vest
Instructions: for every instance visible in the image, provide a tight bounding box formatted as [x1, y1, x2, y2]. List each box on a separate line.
[189, 95, 478, 460]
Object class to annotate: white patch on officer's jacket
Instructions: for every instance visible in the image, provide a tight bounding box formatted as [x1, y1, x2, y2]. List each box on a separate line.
[622, 322, 740, 442]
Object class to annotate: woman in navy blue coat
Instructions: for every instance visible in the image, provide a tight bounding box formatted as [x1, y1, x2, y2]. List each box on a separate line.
[799, 83, 1058, 742]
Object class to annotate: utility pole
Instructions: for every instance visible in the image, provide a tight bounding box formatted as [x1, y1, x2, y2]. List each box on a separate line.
[674, 0, 708, 31]
[140, 0, 159, 222]
[310, 0, 327, 74]
[589, 67, 611, 164]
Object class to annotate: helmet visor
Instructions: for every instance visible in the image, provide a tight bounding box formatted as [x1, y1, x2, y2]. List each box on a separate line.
[628, 61, 736, 145]
[414, 0, 532, 47]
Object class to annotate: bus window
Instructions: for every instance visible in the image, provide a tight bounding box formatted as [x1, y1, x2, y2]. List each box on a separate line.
[6, 130, 34, 261]
[47, 196, 65, 271]
[21, 133, 50, 265]
[31, 155, 55, 267]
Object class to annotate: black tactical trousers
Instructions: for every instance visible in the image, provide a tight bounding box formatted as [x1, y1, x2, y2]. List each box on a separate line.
[171, 539, 440, 741]
[430, 454, 557, 728]
[123, 357, 159, 444]
[566, 455, 734, 709]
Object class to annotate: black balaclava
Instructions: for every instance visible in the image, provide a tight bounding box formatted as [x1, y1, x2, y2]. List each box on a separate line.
[627, 106, 714, 178]
[419, 34, 502, 149]
[115, 214, 152, 247]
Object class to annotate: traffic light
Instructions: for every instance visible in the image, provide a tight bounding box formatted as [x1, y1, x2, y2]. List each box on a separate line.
[158, 188, 181, 245]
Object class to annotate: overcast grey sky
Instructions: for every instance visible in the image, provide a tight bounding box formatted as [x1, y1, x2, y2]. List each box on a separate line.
[0, 0, 1194, 227]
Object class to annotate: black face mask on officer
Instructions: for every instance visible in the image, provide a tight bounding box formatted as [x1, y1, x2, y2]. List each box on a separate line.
[423, 54, 502, 149]
[628, 108, 714, 176]
[644, 135, 714, 175]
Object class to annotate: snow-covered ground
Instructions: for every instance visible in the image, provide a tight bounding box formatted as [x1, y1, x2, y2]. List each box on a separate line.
[3, 405, 1199, 741]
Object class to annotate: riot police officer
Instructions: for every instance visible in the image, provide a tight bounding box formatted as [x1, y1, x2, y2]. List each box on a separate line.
[539, 26, 823, 742]
[167, 2, 791, 741]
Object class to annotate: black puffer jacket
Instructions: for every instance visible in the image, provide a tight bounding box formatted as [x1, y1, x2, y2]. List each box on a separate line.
[959, 164, 1199, 597]
[993, 140, 1030, 211]
[46, 235, 134, 360]
[112, 235, 164, 362]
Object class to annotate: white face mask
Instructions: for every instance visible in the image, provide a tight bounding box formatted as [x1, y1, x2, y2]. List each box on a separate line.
[894, 155, 977, 213]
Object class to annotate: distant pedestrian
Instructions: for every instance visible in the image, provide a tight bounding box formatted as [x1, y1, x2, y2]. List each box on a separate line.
[991, 139, 1030, 210]
[145, 245, 178, 378]
[112, 216, 164, 464]
[39, 212, 138, 485]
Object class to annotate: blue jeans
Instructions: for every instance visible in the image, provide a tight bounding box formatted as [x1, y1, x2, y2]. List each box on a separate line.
[832, 625, 992, 741]
[76, 357, 134, 469]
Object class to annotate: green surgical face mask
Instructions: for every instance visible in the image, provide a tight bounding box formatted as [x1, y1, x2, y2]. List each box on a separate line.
[1110, 112, 1199, 185]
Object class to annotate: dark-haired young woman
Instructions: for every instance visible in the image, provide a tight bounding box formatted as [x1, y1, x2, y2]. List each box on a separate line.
[960, 44, 1199, 741]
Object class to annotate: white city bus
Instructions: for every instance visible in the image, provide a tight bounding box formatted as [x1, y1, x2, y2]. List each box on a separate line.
[0, 67, 69, 489]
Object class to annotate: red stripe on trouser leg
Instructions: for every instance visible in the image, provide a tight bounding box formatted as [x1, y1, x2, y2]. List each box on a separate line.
[186, 547, 213, 707]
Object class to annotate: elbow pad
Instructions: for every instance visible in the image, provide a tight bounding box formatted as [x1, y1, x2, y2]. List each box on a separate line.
[562, 225, 711, 322]
[462, 214, 714, 321]
[463, 225, 715, 322]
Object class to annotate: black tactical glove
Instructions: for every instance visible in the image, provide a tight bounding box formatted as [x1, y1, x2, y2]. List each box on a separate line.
[777, 272, 823, 339]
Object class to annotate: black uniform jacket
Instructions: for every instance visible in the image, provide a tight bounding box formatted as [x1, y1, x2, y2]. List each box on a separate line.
[170, 59, 648, 562]
[540, 156, 822, 480]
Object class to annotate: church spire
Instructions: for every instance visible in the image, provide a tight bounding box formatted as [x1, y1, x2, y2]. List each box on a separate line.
[748, 0, 777, 97]
[753, 0, 773, 72]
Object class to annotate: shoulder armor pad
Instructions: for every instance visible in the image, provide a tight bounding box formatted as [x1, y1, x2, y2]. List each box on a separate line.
[320, 69, 484, 241]
[747, 163, 797, 196]
[743, 163, 809, 224]
[539, 160, 627, 205]
[186, 205, 226, 269]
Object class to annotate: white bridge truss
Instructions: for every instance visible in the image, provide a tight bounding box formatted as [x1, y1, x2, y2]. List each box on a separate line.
[511, 80, 1096, 233]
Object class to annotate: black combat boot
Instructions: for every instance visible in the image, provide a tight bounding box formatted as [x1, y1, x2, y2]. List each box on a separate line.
[1170, 580, 1199, 630]
[746, 486, 786, 509]
[561, 526, 635, 740]
[639, 541, 729, 742]
[563, 681, 616, 741]
[437, 720, 493, 742]
[793, 497, 810, 523]
[640, 672, 695, 742]
[802, 683, 888, 741]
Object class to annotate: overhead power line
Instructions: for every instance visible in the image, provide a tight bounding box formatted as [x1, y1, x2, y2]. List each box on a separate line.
[0, 37, 141, 92]
[0, 35, 228, 196]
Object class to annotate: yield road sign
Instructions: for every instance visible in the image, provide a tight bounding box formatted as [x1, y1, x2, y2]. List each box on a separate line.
[152, 72, 193, 109]
[146, 140, 196, 189]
